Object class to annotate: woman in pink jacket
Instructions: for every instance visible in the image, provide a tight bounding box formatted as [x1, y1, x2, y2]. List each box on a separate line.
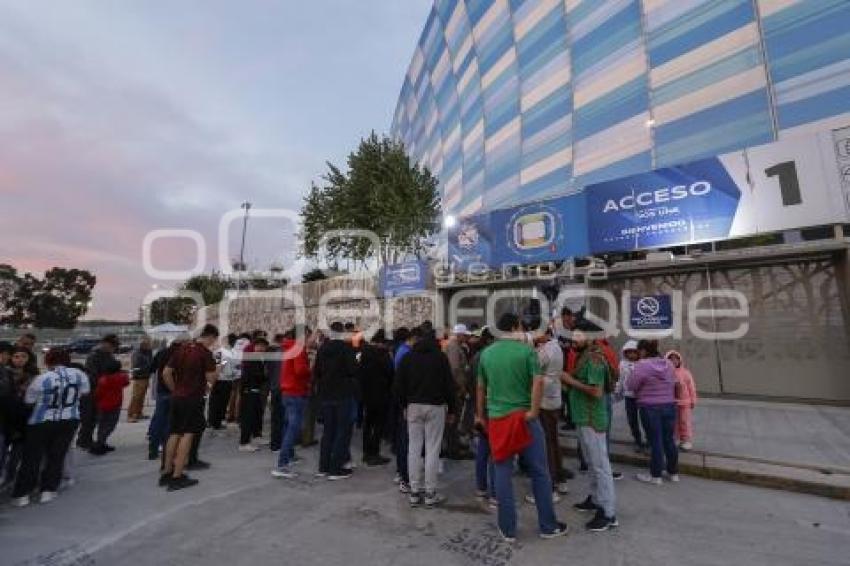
[665, 351, 697, 451]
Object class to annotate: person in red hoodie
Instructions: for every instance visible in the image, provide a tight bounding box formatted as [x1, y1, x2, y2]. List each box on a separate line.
[91, 359, 129, 456]
[271, 326, 312, 478]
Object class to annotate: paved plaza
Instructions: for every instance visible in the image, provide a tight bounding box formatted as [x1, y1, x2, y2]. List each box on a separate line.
[2, 418, 849, 566]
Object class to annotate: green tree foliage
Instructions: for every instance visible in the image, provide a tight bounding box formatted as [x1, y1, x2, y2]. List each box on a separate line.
[181, 271, 288, 307]
[0, 264, 96, 328]
[148, 296, 197, 325]
[182, 272, 232, 306]
[0, 264, 22, 323]
[300, 132, 441, 268]
[301, 268, 329, 283]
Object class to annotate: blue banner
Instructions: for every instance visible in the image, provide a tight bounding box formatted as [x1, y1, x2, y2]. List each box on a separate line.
[630, 295, 673, 330]
[585, 157, 741, 253]
[380, 261, 429, 297]
[490, 193, 588, 266]
[448, 213, 493, 270]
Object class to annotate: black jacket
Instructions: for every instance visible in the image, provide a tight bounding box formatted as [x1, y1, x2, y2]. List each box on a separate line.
[314, 339, 358, 402]
[358, 343, 393, 406]
[394, 337, 456, 414]
[152, 347, 173, 397]
[131, 348, 154, 380]
[0, 366, 14, 432]
[85, 347, 117, 390]
[265, 345, 281, 392]
[241, 358, 268, 392]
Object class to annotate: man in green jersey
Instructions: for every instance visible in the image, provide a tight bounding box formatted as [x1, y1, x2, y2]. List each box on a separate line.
[562, 326, 618, 532]
[476, 313, 567, 543]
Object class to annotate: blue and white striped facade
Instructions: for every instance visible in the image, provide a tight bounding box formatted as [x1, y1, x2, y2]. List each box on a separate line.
[391, 0, 850, 219]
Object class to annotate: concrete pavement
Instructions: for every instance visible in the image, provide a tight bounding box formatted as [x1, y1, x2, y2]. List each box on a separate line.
[2, 419, 849, 566]
[611, 397, 850, 471]
[602, 398, 850, 499]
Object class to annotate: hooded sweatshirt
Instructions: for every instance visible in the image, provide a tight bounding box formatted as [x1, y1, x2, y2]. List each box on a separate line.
[630, 356, 676, 407]
[394, 336, 456, 413]
[314, 338, 359, 402]
[617, 340, 639, 398]
[358, 342, 393, 406]
[666, 350, 698, 408]
[280, 338, 311, 397]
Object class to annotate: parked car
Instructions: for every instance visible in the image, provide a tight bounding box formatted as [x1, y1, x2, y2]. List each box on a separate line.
[66, 338, 101, 354]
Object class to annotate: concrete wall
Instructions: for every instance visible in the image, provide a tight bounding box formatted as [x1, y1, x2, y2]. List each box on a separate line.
[605, 256, 850, 401]
[200, 252, 850, 402]
[440, 250, 850, 403]
[197, 275, 437, 337]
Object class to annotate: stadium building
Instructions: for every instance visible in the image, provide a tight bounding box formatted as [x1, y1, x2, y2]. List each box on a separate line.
[389, 0, 850, 402]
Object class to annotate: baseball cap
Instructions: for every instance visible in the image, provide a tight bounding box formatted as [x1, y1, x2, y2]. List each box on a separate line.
[452, 324, 471, 335]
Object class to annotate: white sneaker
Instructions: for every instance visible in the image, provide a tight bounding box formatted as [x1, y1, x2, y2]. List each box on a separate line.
[424, 492, 445, 507]
[253, 438, 270, 446]
[271, 468, 298, 479]
[238, 444, 259, 453]
[498, 528, 516, 544]
[635, 473, 663, 485]
[11, 496, 30, 508]
[680, 441, 693, 451]
[39, 491, 58, 504]
[525, 492, 561, 504]
[342, 461, 357, 471]
[663, 472, 681, 483]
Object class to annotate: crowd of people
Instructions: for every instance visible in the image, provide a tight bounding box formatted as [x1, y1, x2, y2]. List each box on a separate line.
[0, 307, 700, 543]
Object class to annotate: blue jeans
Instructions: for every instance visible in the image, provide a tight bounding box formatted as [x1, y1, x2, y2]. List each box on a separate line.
[475, 433, 495, 497]
[639, 404, 679, 478]
[148, 395, 171, 453]
[625, 397, 644, 447]
[319, 400, 353, 475]
[278, 395, 307, 468]
[493, 418, 559, 537]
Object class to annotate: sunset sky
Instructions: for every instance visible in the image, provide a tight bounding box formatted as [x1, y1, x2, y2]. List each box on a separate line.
[0, 0, 431, 319]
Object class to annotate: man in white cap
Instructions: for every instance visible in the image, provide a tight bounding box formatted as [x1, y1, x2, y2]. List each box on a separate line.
[443, 323, 474, 459]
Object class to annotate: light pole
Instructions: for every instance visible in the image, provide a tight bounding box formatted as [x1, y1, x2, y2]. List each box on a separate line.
[238, 201, 252, 292]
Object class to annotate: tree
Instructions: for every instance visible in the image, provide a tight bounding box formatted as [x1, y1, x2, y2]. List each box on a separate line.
[148, 296, 197, 326]
[300, 132, 441, 269]
[0, 265, 96, 328]
[301, 268, 329, 283]
[0, 264, 21, 323]
[178, 270, 288, 310]
[182, 272, 232, 306]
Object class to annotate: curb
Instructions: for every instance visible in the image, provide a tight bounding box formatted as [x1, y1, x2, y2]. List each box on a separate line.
[560, 443, 850, 501]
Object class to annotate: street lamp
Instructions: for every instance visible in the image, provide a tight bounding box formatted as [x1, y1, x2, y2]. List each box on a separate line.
[239, 201, 252, 272]
[443, 215, 457, 229]
[237, 201, 252, 292]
